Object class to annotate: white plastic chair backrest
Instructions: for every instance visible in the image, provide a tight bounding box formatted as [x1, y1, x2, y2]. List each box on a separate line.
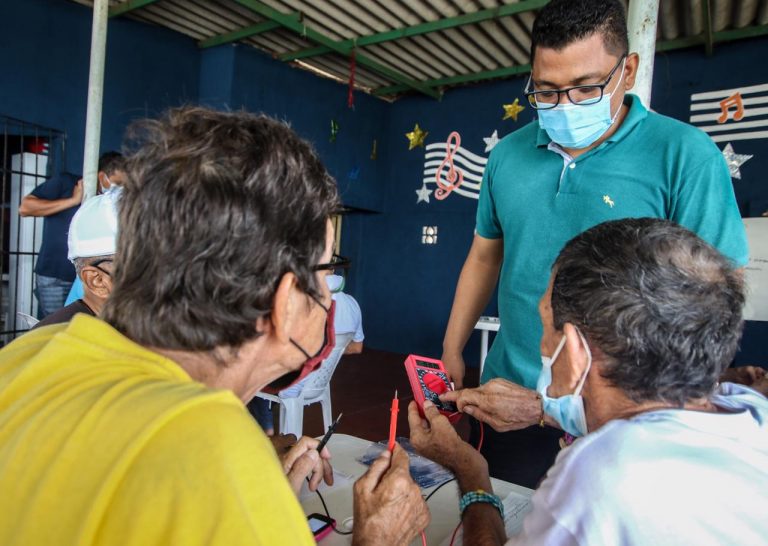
[17, 312, 39, 329]
[290, 332, 353, 402]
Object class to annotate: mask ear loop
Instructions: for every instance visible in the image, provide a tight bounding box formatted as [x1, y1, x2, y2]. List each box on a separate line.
[607, 58, 627, 124]
[573, 328, 593, 396]
[546, 335, 568, 367]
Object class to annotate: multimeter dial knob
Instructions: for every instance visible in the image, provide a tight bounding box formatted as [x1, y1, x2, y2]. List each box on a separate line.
[423, 373, 448, 394]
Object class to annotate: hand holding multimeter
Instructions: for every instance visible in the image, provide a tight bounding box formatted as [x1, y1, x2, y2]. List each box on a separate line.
[404, 354, 461, 424]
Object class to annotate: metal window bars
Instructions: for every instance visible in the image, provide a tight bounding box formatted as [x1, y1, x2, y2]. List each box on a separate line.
[0, 115, 67, 345]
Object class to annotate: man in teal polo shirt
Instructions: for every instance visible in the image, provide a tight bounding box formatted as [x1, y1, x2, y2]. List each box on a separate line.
[441, 0, 748, 488]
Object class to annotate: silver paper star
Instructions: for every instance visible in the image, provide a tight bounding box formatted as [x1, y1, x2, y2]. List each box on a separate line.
[483, 130, 500, 153]
[416, 184, 432, 204]
[722, 143, 753, 179]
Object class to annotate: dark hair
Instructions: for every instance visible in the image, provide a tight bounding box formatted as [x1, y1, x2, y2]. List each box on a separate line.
[98, 151, 124, 175]
[551, 218, 744, 406]
[531, 0, 628, 61]
[102, 107, 339, 353]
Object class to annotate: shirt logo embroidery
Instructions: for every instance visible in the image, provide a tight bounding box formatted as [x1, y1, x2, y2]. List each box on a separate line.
[602, 195, 615, 208]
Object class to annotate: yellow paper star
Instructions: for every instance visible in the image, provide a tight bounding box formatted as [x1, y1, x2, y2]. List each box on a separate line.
[405, 124, 428, 150]
[502, 98, 526, 121]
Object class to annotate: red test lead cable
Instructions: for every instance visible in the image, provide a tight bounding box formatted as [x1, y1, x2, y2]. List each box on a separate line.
[388, 390, 399, 452]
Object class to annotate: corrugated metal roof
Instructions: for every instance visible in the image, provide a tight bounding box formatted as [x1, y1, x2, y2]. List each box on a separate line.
[68, 0, 768, 100]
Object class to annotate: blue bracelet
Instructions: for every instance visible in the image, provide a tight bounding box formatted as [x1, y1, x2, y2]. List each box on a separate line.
[459, 489, 504, 519]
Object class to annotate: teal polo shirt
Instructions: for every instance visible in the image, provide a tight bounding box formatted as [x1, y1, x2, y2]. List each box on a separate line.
[476, 94, 748, 388]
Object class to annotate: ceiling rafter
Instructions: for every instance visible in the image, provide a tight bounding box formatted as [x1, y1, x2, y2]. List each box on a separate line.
[279, 0, 549, 62]
[198, 14, 299, 48]
[374, 63, 532, 96]
[702, 0, 714, 55]
[229, 0, 441, 99]
[109, 0, 163, 18]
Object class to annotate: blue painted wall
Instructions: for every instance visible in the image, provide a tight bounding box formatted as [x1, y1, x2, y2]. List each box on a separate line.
[359, 76, 536, 364]
[0, 0, 199, 173]
[227, 44, 390, 213]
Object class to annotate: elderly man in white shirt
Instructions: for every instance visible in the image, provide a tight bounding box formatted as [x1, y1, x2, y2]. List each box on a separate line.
[409, 218, 768, 545]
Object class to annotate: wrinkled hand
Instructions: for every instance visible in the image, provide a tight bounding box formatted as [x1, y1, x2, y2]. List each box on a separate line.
[352, 445, 430, 546]
[278, 435, 333, 496]
[441, 352, 466, 389]
[72, 179, 84, 204]
[408, 400, 480, 472]
[440, 378, 542, 432]
[271, 433, 298, 458]
[720, 366, 766, 387]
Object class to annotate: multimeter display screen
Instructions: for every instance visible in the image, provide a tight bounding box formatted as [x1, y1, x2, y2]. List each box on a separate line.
[415, 360, 440, 370]
[309, 518, 329, 533]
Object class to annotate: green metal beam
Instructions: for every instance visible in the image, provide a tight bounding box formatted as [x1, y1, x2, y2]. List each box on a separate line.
[374, 64, 532, 96]
[231, 0, 441, 99]
[702, 0, 714, 56]
[710, 23, 768, 43]
[198, 15, 299, 49]
[656, 23, 768, 53]
[280, 0, 550, 62]
[109, 0, 162, 18]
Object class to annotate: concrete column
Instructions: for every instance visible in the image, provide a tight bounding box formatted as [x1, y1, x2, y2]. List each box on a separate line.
[627, 0, 660, 108]
[82, 0, 109, 200]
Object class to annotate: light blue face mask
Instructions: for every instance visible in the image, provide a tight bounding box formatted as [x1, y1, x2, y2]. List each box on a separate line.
[537, 60, 626, 149]
[536, 329, 593, 437]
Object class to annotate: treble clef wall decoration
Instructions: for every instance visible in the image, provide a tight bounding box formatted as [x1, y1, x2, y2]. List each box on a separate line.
[435, 131, 464, 200]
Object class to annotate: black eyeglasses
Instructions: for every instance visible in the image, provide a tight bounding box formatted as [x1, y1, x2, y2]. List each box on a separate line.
[313, 254, 350, 273]
[524, 55, 626, 110]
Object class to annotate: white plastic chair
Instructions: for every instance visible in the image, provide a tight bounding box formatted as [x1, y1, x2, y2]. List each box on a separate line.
[257, 332, 353, 437]
[17, 312, 39, 329]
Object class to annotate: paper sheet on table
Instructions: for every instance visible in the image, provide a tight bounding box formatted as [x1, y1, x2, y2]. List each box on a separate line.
[298, 468, 354, 501]
[440, 491, 532, 545]
[743, 219, 768, 321]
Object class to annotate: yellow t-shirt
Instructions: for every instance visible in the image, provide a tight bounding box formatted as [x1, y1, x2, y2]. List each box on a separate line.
[0, 314, 314, 546]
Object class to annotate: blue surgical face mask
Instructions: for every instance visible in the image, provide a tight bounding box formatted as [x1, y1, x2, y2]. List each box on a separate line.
[537, 60, 626, 149]
[536, 329, 593, 437]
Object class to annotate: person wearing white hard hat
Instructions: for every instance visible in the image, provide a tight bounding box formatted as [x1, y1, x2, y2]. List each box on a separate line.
[33, 188, 120, 329]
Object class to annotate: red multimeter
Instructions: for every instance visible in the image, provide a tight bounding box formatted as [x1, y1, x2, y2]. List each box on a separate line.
[404, 354, 461, 424]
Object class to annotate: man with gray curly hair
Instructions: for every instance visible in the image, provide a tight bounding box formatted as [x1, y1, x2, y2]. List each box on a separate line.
[414, 218, 767, 544]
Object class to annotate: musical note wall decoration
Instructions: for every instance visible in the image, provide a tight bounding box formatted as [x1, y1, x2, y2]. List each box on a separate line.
[689, 82, 768, 142]
[434, 132, 464, 200]
[718, 92, 745, 123]
[418, 131, 488, 203]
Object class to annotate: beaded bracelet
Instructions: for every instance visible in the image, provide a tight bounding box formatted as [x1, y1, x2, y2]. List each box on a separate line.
[459, 489, 504, 519]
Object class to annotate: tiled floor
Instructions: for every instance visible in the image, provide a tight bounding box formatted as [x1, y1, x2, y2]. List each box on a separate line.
[257, 348, 480, 443]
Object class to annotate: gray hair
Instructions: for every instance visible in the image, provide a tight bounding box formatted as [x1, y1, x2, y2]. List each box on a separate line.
[551, 218, 745, 406]
[102, 107, 339, 354]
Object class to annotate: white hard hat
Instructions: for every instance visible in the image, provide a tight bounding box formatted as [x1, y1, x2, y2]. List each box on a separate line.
[67, 187, 121, 262]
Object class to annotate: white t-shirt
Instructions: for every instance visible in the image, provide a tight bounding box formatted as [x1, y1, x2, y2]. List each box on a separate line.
[509, 383, 768, 545]
[332, 291, 364, 342]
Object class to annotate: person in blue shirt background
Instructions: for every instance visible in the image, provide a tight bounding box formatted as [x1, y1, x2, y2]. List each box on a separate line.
[19, 172, 82, 318]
